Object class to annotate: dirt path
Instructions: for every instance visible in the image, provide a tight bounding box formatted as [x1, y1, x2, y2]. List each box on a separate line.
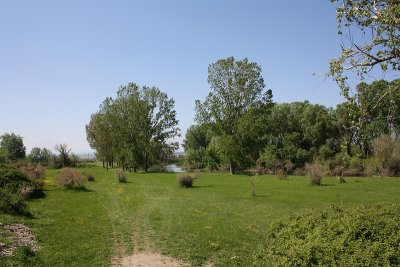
[110, 222, 187, 267]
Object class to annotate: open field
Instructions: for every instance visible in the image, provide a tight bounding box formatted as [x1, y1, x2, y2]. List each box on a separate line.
[1, 166, 399, 266]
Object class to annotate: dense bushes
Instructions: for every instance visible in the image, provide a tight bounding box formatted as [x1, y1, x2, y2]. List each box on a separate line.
[266, 203, 400, 266]
[0, 190, 29, 215]
[0, 166, 42, 215]
[55, 168, 86, 189]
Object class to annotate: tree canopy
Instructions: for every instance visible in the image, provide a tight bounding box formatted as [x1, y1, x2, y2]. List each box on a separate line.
[0, 133, 26, 161]
[86, 83, 180, 171]
[329, 0, 400, 97]
[195, 57, 273, 173]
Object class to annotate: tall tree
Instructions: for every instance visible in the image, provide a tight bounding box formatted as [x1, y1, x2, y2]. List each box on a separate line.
[0, 133, 26, 161]
[195, 57, 273, 173]
[86, 111, 114, 170]
[86, 83, 180, 172]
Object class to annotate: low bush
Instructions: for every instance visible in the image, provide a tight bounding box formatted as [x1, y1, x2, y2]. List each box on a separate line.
[0, 189, 30, 215]
[306, 162, 324, 185]
[0, 166, 42, 199]
[117, 171, 127, 183]
[276, 169, 287, 180]
[55, 168, 86, 189]
[82, 172, 95, 182]
[177, 173, 197, 188]
[20, 163, 46, 186]
[0, 168, 33, 194]
[266, 203, 400, 266]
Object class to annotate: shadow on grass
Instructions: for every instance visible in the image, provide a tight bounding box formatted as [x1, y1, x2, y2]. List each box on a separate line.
[69, 187, 94, 192]
[191, 185, 215, 189]
[30, 189, 47, 199]
[313, 183, 336, 187]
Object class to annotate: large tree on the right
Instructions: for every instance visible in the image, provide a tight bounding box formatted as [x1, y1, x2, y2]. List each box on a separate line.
[329, 0, 399, 97]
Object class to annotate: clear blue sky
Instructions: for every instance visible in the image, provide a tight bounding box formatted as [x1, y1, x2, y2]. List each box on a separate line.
[1, 1, 349, 154]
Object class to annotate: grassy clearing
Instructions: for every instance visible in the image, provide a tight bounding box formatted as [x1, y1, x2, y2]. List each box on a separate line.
[1, 167, 399, 266]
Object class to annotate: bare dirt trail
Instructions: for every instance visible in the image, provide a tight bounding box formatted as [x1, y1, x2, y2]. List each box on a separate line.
[110, 221, 188, 267]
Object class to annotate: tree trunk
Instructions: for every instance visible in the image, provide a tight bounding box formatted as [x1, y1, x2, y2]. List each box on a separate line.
[106, 161, 109, 171]
[229, 160, 234, 175]
[144, 151, 148, 172]
[102, 160, 105, 168]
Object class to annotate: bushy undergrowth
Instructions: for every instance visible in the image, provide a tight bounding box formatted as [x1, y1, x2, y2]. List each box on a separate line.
[0, 189, 29, 215]
[177, 173, 197, 188]
[56, 168, 86, 189]
[20, 163, 46, 186]
[0, 168, 34, 194]
[266, 203, 400, 266]
[117, 171, 127, 183]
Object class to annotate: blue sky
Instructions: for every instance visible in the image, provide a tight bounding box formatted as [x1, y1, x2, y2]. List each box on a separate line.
[1, 1, 351, 154]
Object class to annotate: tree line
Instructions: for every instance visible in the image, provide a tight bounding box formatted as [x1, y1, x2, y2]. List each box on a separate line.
[184, 57, 400, 175]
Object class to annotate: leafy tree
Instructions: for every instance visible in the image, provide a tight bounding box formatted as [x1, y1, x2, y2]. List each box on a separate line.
[329, 0, 400, 97]
[259, 102, 340, 170]
[336, 79, 400, 157]
[86, 111, 114, 170]
[195, 57, 273, 173]
[0, 133, 26, 161]
[55, 144, 71, 168]
[28, 147, 53, 165]
[183, 124, 213, 169]
[87, 83, 180, 172]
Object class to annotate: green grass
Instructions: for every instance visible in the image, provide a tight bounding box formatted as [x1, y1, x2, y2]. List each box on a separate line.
[1, 167, 399, 266]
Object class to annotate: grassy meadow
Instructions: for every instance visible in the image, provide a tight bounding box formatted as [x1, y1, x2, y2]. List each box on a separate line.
[1, 166, 399, 266]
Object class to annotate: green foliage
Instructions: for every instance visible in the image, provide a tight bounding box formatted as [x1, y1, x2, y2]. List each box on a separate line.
[266, 203, 400, 266]
[0, 167, 39, 195]
[0, 133, 26, 161]
[87, 83, 180, 172]
[0, 189, 30, 215]
[28, 147, 53, 166]
[194, 57, 273, 173]
[54, 144, 72, 168]
[329, 0, 400, 96]
[55, 168, 86, 189]
[176, 173, 197, 188]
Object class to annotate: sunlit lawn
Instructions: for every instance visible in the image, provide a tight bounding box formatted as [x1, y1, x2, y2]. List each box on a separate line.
[1, 166, 399, 266]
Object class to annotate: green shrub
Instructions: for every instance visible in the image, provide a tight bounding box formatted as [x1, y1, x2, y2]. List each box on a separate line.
[0, 166, 42, 199]
[117, 171, 127, 183]
[177, 173, 197, 188]
[55, 168, 86, 189]
[266, 203, 400, 266]
[0, 189, 30, 215]
[306, 162, 324, 185]
[0, 168, 32, 194]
